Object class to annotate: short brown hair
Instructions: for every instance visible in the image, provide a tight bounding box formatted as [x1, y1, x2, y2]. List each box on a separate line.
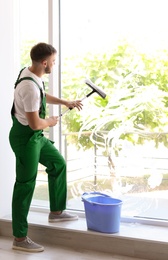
[30, 42, 57, 62]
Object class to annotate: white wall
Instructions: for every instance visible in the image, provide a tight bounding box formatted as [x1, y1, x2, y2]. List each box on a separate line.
[0, 0, 17, 217]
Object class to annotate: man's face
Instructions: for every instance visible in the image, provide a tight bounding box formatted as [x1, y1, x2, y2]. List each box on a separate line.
[44, 53, 56, 74]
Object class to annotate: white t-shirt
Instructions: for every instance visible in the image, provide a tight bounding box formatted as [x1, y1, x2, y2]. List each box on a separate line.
[14, 67, 45, 125]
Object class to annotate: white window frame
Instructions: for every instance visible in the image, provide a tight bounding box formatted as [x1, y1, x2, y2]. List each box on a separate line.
[30, 0, 168, 228]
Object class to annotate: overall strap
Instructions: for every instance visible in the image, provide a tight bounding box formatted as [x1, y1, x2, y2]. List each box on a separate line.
[11, 69, 45, 116]
[15, 76, 44, 96]
[14, 67, 26, 87]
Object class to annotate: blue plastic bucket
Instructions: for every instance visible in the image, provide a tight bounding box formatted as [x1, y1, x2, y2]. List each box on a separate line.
[82, 192, 122, 233]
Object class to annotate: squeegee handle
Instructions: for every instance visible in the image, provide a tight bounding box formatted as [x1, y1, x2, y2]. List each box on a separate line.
[81, 90, 95, 101]
[59, 108, 70, 117]
[59, 90, 95, 117]
[59, 105, 77, 117]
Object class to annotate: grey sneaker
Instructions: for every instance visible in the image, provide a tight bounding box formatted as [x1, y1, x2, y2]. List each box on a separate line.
[12, 237, 44, 252]
[49, 211, 78, 222]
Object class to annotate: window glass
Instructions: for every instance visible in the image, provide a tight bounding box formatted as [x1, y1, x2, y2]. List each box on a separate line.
[19, 0, 48, 65]
[60, 0, 168, 221]
[19, 0, 49, 208]
[19, 0, 168, 222]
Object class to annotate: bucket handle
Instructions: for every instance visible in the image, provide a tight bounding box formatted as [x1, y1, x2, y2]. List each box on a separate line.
[82, 191, 112, 203]
[82, 192, 111, 198]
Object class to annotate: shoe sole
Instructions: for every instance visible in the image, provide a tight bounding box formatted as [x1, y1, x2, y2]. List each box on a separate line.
[12, 245, 44, 252]
[49, 216, 78, 222]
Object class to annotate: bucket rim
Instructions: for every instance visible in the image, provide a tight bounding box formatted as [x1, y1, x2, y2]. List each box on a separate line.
[83, 201, 123, 206]
[81, 192, 123, 206]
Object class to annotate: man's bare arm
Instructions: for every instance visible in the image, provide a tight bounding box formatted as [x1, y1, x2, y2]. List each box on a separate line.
[25, 111, 59, 130]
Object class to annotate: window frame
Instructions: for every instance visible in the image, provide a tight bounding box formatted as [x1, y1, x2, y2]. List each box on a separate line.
[29, 0, 168, 228]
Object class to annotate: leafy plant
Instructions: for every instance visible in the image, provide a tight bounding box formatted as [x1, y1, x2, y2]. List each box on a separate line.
[61, 42, 168, 153]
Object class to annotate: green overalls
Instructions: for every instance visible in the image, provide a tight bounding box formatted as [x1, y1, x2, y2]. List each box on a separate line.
[9, 69, 67, 238]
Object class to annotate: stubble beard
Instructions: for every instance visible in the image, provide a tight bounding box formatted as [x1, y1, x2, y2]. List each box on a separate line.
[45, 65, 51, 74]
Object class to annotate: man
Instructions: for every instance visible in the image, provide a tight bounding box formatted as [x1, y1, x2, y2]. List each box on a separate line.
[9, 42, 83, 252]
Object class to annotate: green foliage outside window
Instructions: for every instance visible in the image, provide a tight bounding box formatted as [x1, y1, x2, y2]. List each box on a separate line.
[21, 40, 168, 151]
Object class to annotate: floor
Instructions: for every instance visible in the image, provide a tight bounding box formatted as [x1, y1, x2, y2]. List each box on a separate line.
[0, 236, 146, 260]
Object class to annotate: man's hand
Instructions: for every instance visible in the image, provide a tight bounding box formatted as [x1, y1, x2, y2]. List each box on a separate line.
[65, 100, 83, 111]
[47, 116, 59, 127]
[26, 111, 59, 130]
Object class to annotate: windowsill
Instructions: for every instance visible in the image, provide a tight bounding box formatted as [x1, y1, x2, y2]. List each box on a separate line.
[2, 210, 168, 243]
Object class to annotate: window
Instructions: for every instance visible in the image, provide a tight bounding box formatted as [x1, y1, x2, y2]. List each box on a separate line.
[18, 0, 50, 208]
[19, 0, 168, 223]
